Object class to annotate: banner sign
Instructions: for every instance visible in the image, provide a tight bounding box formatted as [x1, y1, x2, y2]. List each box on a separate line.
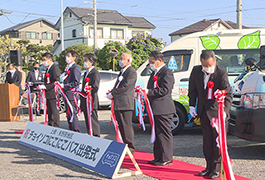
[19, 122, 127, 178]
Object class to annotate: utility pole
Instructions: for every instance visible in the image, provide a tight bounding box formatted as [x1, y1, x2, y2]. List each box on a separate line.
[61, 0, 64, 51]
[236, 0, 242, 29]
[93, 0, 97, 53]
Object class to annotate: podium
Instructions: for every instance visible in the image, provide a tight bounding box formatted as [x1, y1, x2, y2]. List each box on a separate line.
[0, 84, 20, 121]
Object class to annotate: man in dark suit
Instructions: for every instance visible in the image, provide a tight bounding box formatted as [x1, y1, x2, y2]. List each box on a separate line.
[42, 52, 60, 127]
[80, 53, 100, 137]
[188, 50, 232, 179]
[147, 50, 175, 166]
[107, 53, 137, 154]
[5, 63, 23, 96]
[63, 50, 81, 132]
[26, 62, 44, 115]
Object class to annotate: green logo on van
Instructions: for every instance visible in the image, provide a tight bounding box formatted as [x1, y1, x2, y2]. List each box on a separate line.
[237, 30, 260, 49]
[199, 35, 221, 50]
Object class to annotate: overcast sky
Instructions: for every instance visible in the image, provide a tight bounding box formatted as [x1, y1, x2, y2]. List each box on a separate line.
[1, 0, 265, 44]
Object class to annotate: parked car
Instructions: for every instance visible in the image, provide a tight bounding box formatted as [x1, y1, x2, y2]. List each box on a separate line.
[59, 70, 118, 113]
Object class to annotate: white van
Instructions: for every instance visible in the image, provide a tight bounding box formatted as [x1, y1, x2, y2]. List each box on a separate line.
[135, 28, 265, 135]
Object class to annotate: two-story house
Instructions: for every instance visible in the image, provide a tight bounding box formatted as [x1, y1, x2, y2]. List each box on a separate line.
[52, 6, 156, 56]
[0, 18, 59, 46]
[169, 18, 248, 42]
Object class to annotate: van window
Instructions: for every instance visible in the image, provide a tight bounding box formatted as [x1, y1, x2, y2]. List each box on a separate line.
[140, 50, 192, 76]
[213, 49, 260, 75]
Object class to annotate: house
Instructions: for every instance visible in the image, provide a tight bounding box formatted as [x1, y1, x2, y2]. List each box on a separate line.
[52, 6, 156, 56]
[0, 18, 59, 46]
[169, 18, 249, 42]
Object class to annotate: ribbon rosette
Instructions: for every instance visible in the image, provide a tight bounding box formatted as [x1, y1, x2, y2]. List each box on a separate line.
[64, 70, 71, 81]
[211, 89, 235, 180]
[45, 73, 50, 84]
[134, 86, 156, 143]
[207, 81, 214, 99]
[153, 75, 159, 88]
[115, 76, 123, 89]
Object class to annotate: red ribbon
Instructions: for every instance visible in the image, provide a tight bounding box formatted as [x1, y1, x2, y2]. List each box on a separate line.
[37, 87, 47, 125]
[211, 89, 235, 180]
[24, 83, 33, 122]
[64, 70, 71, 81]
[207, 81, 214, 99]
[45, 73, 50, 84]
[135, 86, 156, 143]
[153, 75, 159, 89]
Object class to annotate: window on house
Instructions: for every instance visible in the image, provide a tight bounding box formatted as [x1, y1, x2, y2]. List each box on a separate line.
[132, 31, 144, 37]
[42, 32, 52, 39]
[111, 29, 124, 39]
[72, 29, 76, 38]
[89, 28, 103, 38]
[70, 12, 72, 17]
[26, 32, 36, 39]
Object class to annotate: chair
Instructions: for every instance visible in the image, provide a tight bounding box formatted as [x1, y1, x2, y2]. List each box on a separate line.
[14, 93, 37, 121]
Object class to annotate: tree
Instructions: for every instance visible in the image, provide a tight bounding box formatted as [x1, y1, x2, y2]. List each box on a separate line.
[56, 43, 94, 72]
[0, 35, 19, 82]
[126, 33, 165, 64]
[96, 40, 142, 70]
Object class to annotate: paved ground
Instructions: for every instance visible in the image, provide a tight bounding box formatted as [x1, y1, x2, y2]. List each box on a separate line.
[0, 110, 265, 180]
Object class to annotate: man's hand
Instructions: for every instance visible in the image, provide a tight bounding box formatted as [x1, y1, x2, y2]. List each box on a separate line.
[38, 85, 46, 90]
[106, 92, 113, 100]
[189, 106, 197, 118]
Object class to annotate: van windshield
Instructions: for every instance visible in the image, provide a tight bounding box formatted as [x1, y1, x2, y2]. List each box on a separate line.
[213, 49, 260, 75]
[140, 50, 192, 76]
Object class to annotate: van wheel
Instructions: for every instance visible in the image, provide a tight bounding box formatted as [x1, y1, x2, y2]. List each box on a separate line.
[59, 94, 66, 114]
[171, 104, 187, 135]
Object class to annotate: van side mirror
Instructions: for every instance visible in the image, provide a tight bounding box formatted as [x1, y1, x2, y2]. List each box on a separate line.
[245, 58, 256, 66]
[260, 45, 265, 69]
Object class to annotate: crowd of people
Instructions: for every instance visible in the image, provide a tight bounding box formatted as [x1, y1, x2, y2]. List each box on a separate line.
[5, 50, 232, 179]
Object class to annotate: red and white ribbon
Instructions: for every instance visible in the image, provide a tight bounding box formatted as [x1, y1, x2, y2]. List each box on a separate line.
[115, 76, 123, 89]
[45, 73, 50, 84]
[153, 75, 159, 89]
[70, 84, 93, 136]
[207, 81, 214, 99]
[37, 87, 47, 125]
[24, 82, 33, 122]
[135, 86, 155, 143]
[54, 81, 74, 123]
[211, 89, 235, 180]
[70, 88, 82, 117]
[106, 90, 123, 143]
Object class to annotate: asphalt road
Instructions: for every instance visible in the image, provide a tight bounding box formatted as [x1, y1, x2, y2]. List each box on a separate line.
[0, 110, 264, 180]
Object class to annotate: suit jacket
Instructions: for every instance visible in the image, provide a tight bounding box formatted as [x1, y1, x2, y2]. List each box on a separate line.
[5, 70, 23, 95]
[111, 65, 137, 111]
[80, 67, 100, 110]
[44, 64, 61, 100]
[188, 65, 232, 120]
[63, 63, 81, 101]
[26, 70, 44, 92]
[147, 65, 176, 115]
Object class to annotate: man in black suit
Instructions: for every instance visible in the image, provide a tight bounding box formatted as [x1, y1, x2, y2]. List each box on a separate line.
[63, 50, 81, 132]
[26, 62, 44, 115]
[42, 52, 60, 127]
[80, 53, 100, 137]
[5, 63, 23, 96]
[147, 50, 175, 166]
[188, 50, 232, 179]
[107, 53, 137, 154]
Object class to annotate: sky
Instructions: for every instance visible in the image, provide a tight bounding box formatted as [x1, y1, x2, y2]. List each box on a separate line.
[1, 0, 265, 44]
